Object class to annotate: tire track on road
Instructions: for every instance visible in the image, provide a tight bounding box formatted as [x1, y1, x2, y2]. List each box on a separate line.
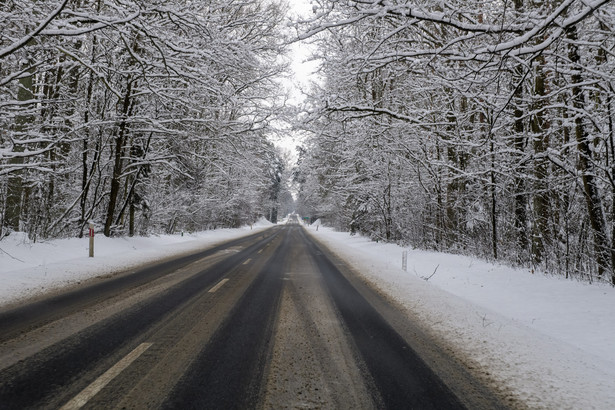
[162, 226, 293, 409]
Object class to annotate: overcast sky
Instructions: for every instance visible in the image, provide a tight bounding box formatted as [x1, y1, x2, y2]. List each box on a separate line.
[272, 1, 320, 161]
[287, 0, 320, 103]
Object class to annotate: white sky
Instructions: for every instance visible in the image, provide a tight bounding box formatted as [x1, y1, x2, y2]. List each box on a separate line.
[270, 1, 320, 159]
[287, 1, 319, 89]
[287, 1, 320, 103]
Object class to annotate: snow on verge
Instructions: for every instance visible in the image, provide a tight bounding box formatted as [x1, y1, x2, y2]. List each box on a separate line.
[305, 225, 615, 410]
[0, 219, 273, 306]
[1, 218, 613, 408]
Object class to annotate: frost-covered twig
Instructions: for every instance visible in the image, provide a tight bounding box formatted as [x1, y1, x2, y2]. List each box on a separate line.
[0, 247, 25, 263]
[423, 264, 440, 281]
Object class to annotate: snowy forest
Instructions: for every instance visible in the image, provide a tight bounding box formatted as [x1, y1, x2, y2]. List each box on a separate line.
[0, 0, 294, 240]
[2, 0, 615, 285]
[292, 0, 615, 284]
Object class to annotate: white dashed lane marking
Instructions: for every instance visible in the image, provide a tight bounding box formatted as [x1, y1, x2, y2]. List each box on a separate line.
[208, 278, 230, 293]
[60, 342, 153, 410]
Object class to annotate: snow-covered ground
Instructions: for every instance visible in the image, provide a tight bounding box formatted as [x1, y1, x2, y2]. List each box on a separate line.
[1, 219, 613, 408]
[306, 222, 615, 409]
[0, 219, 273, 305]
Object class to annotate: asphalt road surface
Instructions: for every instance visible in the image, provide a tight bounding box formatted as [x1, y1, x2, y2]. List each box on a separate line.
[0, 222, 508, 409]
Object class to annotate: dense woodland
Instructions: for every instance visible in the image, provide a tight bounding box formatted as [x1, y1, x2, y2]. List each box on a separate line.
[0, 0, 294, 239]
[292, 0, 615, 284]
[3, 0, 615, 285]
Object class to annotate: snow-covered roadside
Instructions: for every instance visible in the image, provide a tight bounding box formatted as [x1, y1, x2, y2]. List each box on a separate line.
[2, 218, 613, 408]
[305, 224, 615, 409]
[0, 218, 273, 307]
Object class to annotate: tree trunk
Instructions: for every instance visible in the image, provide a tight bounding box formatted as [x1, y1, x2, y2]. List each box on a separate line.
[129, 199, 135, 237]
[490, 135, 498, 260]
[512, 28, 528, 258]
[567, 25, 611, 279]
[4, 65, 35, 233]
[104, 79, 133, 237]
[530, 56, 550, 264]
[608, 90, 615, 285]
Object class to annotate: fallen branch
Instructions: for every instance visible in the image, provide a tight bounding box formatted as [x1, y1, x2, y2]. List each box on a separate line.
[0, 246, 25, 263]
[423, 264, 440, 281]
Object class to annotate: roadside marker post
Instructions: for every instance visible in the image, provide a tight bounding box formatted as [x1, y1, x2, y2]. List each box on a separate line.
[402, 251, 408, 272]
[88, 222, 95, 258]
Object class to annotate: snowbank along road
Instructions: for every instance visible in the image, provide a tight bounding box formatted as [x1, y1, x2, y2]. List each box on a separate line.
[0, 223, 509, 409]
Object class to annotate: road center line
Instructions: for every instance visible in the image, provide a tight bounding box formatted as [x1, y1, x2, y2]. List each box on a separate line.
[242, 258, 252, 265]
[208, 278, 230, 293]
[60, 342, 153, 410]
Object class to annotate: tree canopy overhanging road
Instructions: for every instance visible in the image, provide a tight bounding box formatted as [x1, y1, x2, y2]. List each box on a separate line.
[0, 223, 507, 409]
